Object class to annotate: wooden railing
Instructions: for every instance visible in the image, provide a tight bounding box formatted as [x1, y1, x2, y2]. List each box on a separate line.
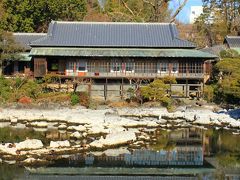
[59, 71, 204, 79]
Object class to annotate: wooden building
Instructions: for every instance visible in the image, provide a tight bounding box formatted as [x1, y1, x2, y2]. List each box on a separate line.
[29, 21, 217, 98]
[3, 33, 46, 75]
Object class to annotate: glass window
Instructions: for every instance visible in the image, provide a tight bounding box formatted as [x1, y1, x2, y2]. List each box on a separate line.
[77, 61, 86, 72]
[51, 63, 58, 71]
[172, 63, 178, 73]
[126, 61, 134, 71]
[161, 62, 168, 72]
[111, 61, 121, 72]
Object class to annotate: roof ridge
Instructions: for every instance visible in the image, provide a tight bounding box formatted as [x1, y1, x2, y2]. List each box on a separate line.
[53, 21, 174, 25]
[13, 33, 47, 35]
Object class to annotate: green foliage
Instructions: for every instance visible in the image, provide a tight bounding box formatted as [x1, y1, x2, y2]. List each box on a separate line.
[140, 78, 175, 110]
[18, 80, 42, 99]
[204, 85, 214, 102]
[209, 58, 240, 105]
[193, 0, 240, 47]
[162, 76, 177, 84]
[43, 74, 60, 83]
[220, 49, 239, 58]
[0, 77, 42, 102]
[70, 93, 80, 106]
[141, 79, 169, 101]
[0, 31, 24, 75]
[0, 0, 87, 32]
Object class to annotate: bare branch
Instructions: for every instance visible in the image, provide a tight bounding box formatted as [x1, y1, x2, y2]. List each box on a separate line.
[142, 0, 155, 7]
[170, 0, 188, 23]
[120, 0, 135, 17]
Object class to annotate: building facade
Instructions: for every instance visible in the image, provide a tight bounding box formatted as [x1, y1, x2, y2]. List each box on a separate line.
[29, 21, 217, 98]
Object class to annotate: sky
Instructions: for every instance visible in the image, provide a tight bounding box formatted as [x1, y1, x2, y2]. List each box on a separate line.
[169, 0, 203, 23]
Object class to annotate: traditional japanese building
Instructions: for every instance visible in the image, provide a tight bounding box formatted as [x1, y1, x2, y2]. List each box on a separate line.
[29, 21, 217, 98]
[3, 33, 46, 75]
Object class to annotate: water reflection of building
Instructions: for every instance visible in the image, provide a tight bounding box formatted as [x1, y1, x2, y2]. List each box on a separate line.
[83, 147, 203, 167]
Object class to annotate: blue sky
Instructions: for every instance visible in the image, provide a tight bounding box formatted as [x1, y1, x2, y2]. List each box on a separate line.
[169, 0, 203, 23]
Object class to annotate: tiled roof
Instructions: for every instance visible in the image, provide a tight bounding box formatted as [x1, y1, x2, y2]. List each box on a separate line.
[13, 33, 46, 50]
[30, 21, 195, 48]
[224, 36, 240, 48]
[200, 45, 225, 56]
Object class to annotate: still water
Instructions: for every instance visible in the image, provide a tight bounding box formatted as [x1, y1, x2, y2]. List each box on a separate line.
[0, 124, 239, 180]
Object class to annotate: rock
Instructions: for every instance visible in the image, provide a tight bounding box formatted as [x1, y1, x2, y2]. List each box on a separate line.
[16, 139, 43, 150]
[0, 158, 2, 163]
[58, 124, 67, 130]
[50, 140, 70, 148]
[90, 131, 136, 148]
[70, 132, 82, 139]
[72, 125, 87, 132]
[88, 125, 109, 134]
[31, 122, 48, 128]
[10, 117, 18, 124]
[21, 158, 48, 166]
[4, 160, 16, 165]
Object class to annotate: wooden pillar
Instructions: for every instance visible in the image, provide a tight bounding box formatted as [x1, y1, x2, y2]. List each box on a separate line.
[88, 78, 92, 98]
[186, 79, 189, 97]
[120, 78, 124, 100]
[104, 78, 108, 101]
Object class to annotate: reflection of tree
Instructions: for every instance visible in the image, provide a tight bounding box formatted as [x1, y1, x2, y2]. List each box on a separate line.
[210, 130, 240, 168]
[216, 153, 239, 168]
[0, 127, 47, 144]
[150, 130, 176, 151]
[0, 163, 24, 179]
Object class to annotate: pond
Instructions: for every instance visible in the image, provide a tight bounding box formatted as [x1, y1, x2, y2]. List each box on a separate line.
[0, 123, 240, 180]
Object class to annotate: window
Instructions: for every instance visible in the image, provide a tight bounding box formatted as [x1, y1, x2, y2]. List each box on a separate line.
[125, 61, 134, 72]
[78, 66, 86, 71]
[161, 62, 168, 72]
[111, 60, 122, 72]
[172, 63, 178, 73]
[77, 61, 87, 72]
[51, 63, 58, 71]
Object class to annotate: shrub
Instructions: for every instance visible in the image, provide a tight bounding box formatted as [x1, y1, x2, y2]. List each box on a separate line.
[70, 93, 80, 105]
[140, 79, 170, 101]
[204, 85, 214, 102]
[79, 92, 90, 107]
[18, 80, 42, 99]
[220, 49, 239, 58]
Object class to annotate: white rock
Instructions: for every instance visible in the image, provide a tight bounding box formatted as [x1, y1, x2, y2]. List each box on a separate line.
[70, 132, 82, 139]
[16, 139, 43, 150]
[72, 125, 86, 132]
[0, 158, 2, 163]
[10, 117, 18, 123]
[90, 131, 136, 148]
[31, 122, 48, 128]
[0, 143, 18, 155]
[58, 124, 67, 129]
[23, 158, 37, 163]
[50, 140, 70, 148]
[88, 125, 109, 134]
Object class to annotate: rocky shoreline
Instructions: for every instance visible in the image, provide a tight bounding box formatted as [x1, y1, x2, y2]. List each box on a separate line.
[0, 105, 240, 167]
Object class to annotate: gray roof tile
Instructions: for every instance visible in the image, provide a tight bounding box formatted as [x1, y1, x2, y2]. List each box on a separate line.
[224, 36, 240, 48]
[13, 33, 46, 50]
[30, 21, 195, 48]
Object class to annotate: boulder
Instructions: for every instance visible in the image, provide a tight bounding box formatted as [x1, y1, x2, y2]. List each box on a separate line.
[50, 140, 70, 148]
[16, 139, 43, 150]
[70, 132, 82, 139]
[90, 131, 136, 148]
